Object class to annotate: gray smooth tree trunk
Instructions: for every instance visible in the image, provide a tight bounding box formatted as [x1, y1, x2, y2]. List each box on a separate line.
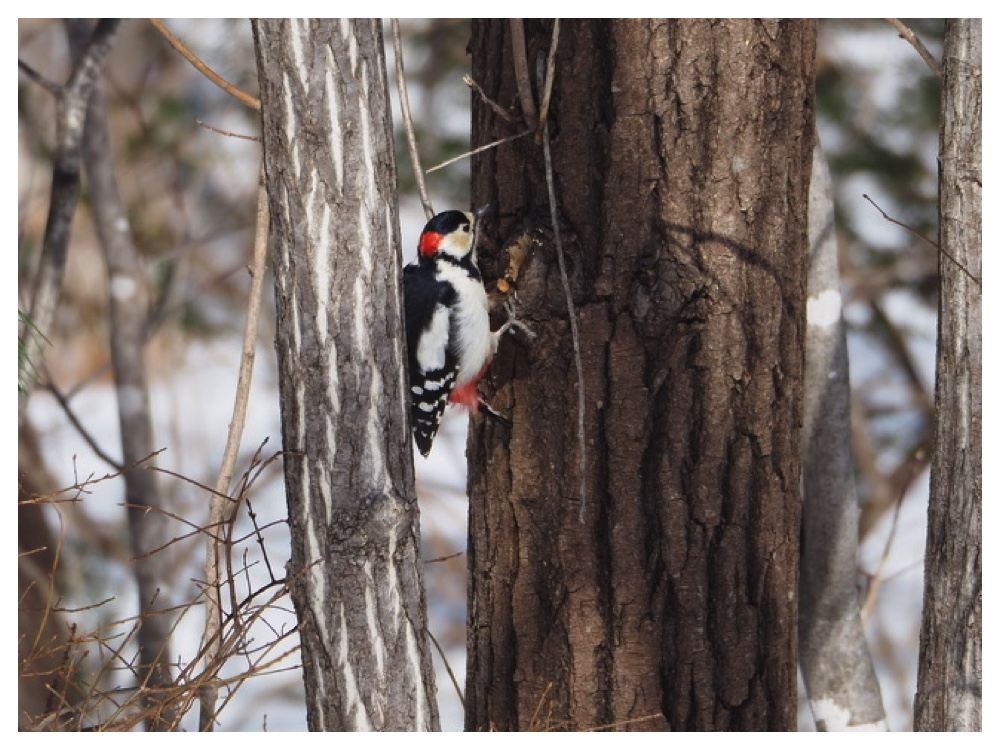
[73, 18, 177, 729]
[252, 19, 439, 731]
[914, 18, 982, 732]
[799, 145, 887, 730]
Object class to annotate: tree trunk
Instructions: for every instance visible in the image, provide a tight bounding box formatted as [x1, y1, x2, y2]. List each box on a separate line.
[914, 18, 982, 732]
[18, 19, 120, 421]
[466, 19, 815, 731]
[252, 19, 439, 731]
[798, 145, 886, 730]
[74, 21, 178, 730]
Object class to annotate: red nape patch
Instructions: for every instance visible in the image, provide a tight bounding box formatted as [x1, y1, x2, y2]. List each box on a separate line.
[449, 380, 480, 413]
[418, 231, 443, 257]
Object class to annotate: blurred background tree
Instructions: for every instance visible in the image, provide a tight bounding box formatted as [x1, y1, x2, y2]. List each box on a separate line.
[18, 18, 946, 731]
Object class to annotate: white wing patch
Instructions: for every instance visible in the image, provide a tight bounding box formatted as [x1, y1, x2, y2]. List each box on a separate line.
[416, 304, 450, 373]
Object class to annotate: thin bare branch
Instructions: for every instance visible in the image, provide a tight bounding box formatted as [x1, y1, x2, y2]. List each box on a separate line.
[863, 193, 980, 286]
[426, 130, 533, 174]
[391, 19, 434, 220]
[538, 54, 586, 522]
[535, 20, 560, 138]
[43, 381, 124, 471]
[199, 172, 270, 731]
[463, 74, 515, 123]
[427, 627, 465, 710]
[862, 452, 924, 624]
[148, 19, 261, 110]
[17, 59, 62, 96]
[886, 19, 943, 78]
[195, 119, 260, 141]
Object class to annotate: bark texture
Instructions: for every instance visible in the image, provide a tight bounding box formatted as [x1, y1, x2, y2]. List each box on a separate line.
[914, 18, 982, 732]
[253, 19, 439, 731]
[467, 19, 815, 731]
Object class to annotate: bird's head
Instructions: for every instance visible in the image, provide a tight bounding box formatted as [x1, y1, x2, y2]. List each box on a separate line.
[418, 210, 476, 261]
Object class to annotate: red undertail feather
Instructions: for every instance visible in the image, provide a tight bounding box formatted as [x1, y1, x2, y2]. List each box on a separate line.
[449, 363, 490, 413]
[449, 380, 480, 413]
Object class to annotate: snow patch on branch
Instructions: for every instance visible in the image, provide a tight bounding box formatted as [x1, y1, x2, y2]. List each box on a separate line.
[109, 274, 137, 302]
[807, 288, 842, 328]
[811, 697, 889, 731]
[115, 384, 145, 420]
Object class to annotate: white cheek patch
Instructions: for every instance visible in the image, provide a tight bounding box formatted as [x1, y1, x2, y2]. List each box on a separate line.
[416, 305, 450, 372]
[436, 223, 473, 258]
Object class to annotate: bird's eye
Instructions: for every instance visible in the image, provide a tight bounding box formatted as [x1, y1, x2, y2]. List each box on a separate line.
[461, 224, 470, 233]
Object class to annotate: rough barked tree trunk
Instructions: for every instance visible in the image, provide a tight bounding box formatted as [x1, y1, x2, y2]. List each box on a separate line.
[252, 19, 439, 731]
[467, 19, 815, 731]
[914, 18, 982, 732]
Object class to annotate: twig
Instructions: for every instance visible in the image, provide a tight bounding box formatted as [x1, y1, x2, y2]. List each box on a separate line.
[17, 59, 62, 96]
[391, 19, 434, 221]
[862, 193, 980, 287]
[463, 74, 515, 123]
[43, 381, 124, 471]
[199, 169, 270, 731]
[426, 627, 465, 710]
[426, 130, 533, 174]
[424, 550, 465, 564]
[538, 50, 587, 522]
[535, 20, 560, 139]
[528, 680, 555, 730]
[509, 20, 538, 127]
[22, 449, 166, 508]
[195, 119, 259, 141]
[861, 453, 922, 624]
[885, 19, 942, 78]
[148, 19, 260, 110]
[583, 713, 667, 732]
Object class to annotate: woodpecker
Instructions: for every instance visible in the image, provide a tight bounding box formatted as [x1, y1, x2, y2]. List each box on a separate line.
[404, 210, 494, 457]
